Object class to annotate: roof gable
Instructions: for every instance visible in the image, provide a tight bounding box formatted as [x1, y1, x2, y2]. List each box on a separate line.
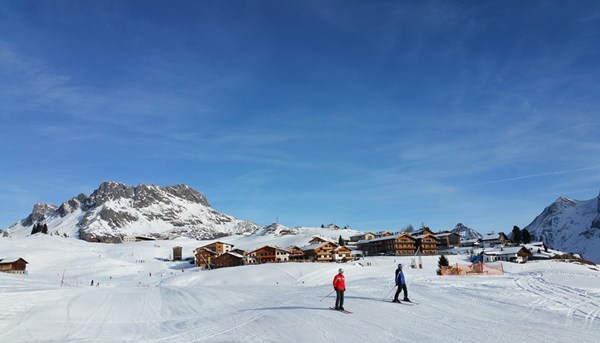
[0, 257, 28, 264]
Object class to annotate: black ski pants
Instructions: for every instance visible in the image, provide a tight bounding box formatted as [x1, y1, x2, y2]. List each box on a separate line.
[393, 283, 408, 301]
[335, 289, 344, 309]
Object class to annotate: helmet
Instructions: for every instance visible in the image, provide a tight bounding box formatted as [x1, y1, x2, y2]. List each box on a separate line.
[398, 263, 403, 268]
[338, 268, 344, 273]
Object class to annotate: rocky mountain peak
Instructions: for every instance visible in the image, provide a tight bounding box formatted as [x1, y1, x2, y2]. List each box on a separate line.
[58, 193, 89, 217]
[525, 191, 600, 263]
[6, 181, 259, 242]
[164, 184, 210, 206]
[88, 181, 136, 205]
[23, 203, 57, 226]
[451, 223, 483, 240]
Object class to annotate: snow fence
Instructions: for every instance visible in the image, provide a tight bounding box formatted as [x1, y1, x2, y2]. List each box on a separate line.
[440, 262, 504, 276]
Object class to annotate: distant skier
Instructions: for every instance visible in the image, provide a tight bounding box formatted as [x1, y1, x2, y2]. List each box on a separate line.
[90, 280, 94, 286]
[333, 268, 346, 311]
[393, 263, 410, 302]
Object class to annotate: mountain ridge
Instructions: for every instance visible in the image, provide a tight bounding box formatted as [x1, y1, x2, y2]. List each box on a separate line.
[6, 181, 260, 242]
[524, 191, 600, 263]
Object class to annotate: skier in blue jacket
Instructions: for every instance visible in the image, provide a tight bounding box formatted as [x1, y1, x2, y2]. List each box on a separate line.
[393, 263, 410, 302]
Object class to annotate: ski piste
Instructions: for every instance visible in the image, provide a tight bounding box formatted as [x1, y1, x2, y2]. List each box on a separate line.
[329, 307, 352, 314]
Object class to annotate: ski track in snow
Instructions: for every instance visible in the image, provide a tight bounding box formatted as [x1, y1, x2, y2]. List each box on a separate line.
[513, 271, 600, 329]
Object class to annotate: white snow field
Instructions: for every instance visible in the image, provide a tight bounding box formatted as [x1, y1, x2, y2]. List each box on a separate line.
[1, 235, 599, 342]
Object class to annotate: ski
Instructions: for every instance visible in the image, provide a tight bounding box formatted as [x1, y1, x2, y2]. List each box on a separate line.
[384, 300, 415, 306]
[329, 307, 352, 314]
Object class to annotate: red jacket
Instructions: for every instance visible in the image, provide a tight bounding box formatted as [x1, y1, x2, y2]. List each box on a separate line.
[333, 273, 345, 291]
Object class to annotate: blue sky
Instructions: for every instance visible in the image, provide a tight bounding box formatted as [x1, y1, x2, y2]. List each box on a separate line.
[1, 1, 600, 234]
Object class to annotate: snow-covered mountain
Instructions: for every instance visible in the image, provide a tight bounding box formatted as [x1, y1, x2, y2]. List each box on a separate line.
[451, 223, 483, 241]
[5, 181, 260, 242]
[524, 191, 600, 263]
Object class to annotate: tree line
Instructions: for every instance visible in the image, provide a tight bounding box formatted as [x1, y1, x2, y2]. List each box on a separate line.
[31, 222, 48, 235]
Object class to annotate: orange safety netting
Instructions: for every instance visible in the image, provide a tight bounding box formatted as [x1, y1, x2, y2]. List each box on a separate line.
[439, 262, 504, 276]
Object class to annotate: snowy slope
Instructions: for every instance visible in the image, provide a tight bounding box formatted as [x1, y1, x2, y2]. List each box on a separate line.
[525, 192, 600, 263]
[1, 235, 599, 342]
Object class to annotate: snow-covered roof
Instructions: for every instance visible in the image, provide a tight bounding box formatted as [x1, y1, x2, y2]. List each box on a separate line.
[434, 232, 458, 238]
[481, 233, 505, 241]
[356, 233, 403, 244]
[334, 246, 351, 251]
[309, 236, 335, 243]
[195, 247, 216, 254]
[350, 233, 372, 238]
[222, 252, 244, 259]
[483, 247, 530, 256]
[205, 241, 234, 246]
[301, 241, 337, 251]
[0, 257, 27, 264]
[250, 245, 288, 253]
[460, 239, 479, 244]
[413, 233, 437, 240]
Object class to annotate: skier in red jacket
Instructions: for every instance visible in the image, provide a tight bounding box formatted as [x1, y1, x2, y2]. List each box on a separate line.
[333, 268, 346, 311]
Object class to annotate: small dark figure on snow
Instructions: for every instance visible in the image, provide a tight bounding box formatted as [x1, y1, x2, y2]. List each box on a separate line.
[91, 280, 94, 286]
[333, 268, 346, 311]
[393, 263, 410, 302]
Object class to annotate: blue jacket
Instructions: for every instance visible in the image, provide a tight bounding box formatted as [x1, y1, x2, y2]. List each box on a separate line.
[395, 268, 406, 285]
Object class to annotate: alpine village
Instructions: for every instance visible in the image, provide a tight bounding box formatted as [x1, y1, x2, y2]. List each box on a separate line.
[171, 226, 539, 272]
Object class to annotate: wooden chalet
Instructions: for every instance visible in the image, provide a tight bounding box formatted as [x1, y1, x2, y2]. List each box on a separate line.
[375, 231, 394, 238]
[202, 241, 234, 255]
[308, 236, 333, 244]
[483, 246, 533, 263]
[194, 247, 217, 269]
[414, 233, 438, 254]
[434, 232, 461, 250]
[356, 235, 390, 255]
[349, 232, 375, 242]
[287, 246, 305, 261]
[247, 245, 290, 264]
[212, 252, 245, 269]
[395, 234, 418, 255]
[333, 246, 353, 262]
[0, 258, 28, 274]
[301, 242, 338, 262]
[230, 248, 247, 256]
[413, 227, 434, 236]
[357, 233, 417, 256]
[481, 232, 510, 248]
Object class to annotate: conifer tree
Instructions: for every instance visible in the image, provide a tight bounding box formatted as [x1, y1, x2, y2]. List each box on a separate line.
[437, 254, 449, 275]
[511, 226, 522, 244]
[522, 229, 532, 244]
[42, 223, 49, 234]
[338, 235, 345, 246]
[31, 223, 41, 235]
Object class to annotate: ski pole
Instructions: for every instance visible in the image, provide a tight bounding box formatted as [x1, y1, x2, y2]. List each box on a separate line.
[382, 285, 396, 301]
[319, 290, 335, 302]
